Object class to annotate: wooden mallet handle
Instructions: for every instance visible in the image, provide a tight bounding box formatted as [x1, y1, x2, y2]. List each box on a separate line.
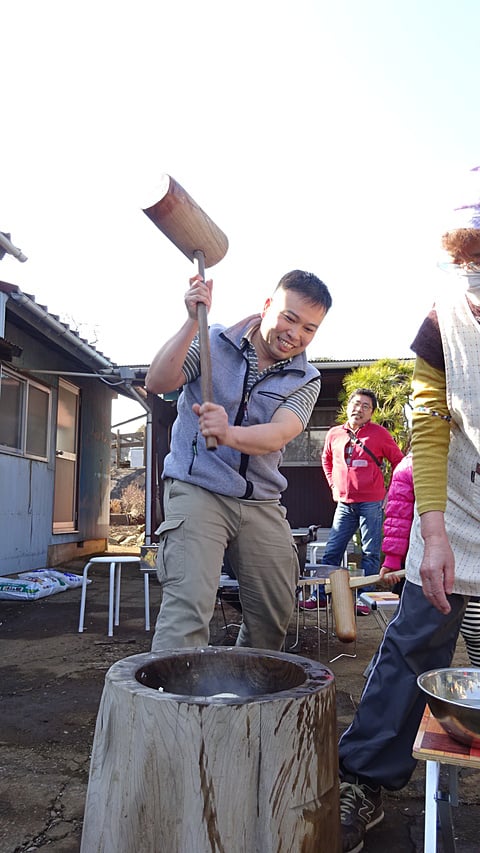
[194, 250, 216, 451]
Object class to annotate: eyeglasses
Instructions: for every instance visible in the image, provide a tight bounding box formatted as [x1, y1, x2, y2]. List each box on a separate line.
[350, 402, 372, 411]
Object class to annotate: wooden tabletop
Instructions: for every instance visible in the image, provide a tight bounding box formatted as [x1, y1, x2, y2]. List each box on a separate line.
[413, 706, 480, 768]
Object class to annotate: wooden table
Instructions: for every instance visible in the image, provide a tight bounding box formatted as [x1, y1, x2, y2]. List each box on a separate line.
[412, 706, 480, 852]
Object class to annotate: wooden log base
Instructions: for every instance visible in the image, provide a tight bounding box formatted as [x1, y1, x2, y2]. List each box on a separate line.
[81, 647, 341, 853]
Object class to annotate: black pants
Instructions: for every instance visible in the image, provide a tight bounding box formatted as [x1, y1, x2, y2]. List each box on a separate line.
[338, 580, 469, 790]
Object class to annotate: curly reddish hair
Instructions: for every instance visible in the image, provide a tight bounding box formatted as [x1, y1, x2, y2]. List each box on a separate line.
[442, 228, 480, 266]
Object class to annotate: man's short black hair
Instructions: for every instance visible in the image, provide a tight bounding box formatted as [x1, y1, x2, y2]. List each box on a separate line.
[348, 388, 378, 411]
[275, 269, 332, 312]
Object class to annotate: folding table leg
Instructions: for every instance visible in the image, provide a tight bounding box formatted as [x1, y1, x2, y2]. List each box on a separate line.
[436, 791, 457, 853]
[436, 766, 458, 853]
[424, 760, 440, 853]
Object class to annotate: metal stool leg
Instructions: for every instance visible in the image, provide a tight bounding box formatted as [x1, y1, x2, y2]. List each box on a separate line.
[289, 586, 302, 650]
[114, 563, 122, 628]
[218, 593, 229, 632]
[78, 561, 92, 632]
[144, 572, 150, 631]
[108, 562, 116, 637]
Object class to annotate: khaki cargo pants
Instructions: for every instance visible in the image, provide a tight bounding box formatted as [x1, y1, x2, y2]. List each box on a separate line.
[151, 478, 298, 652]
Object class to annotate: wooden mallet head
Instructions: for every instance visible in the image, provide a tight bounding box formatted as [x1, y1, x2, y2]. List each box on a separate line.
[142, 174, 228, 269]
[143, 175, 228, 451]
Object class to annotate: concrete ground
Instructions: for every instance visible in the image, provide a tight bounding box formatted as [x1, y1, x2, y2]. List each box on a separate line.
[1, 553, 479, 853]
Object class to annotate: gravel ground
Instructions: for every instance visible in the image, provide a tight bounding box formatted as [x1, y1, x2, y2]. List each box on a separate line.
[0, 549, 479, 852]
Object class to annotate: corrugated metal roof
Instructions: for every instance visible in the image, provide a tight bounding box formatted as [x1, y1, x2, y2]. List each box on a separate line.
[0, 336, 22, 360]
[112, 355, 415, 383]
[0, 279, 117, 368]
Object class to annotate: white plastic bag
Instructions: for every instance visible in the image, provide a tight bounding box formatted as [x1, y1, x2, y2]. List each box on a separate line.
[17, 573, 64, 595]
[18, 569, 86, 589]
[0, 576, 57, 600]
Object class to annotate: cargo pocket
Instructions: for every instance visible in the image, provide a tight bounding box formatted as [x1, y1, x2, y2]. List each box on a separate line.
[155, 517, 186, 585]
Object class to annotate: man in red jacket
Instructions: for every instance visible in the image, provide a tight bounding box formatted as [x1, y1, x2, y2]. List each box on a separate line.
[301, 388, 404, 609]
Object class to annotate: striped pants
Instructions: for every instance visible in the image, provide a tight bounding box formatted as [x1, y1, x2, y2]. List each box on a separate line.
[460, 596, 480, 666]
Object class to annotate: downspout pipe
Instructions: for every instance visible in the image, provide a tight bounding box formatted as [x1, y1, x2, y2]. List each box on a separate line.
[0, 291, 7, 337]
[0, 232, 27, 262]
[122, 383, 153, 546]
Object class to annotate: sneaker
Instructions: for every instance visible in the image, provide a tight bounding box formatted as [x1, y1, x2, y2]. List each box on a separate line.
[356, 604, 370, 616]
[299, 596, 327, 610]
[340, 779, 384, 853]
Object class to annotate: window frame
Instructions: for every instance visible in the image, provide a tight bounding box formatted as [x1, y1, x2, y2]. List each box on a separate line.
[0, 365, 51, 462]
[281, 406, 338, 467]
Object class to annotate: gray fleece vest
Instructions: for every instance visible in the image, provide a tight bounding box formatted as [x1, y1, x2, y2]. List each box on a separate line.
[163, 314, 320, 500]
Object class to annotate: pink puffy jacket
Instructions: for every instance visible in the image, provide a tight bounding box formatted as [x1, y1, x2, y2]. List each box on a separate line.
[381, 453, 414, 571]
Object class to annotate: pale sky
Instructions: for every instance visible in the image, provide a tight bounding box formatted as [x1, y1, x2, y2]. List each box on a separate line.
[2, 0, 479, 427]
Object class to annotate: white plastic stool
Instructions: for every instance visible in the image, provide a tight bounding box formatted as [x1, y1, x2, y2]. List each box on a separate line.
[78, 556, 149, 636]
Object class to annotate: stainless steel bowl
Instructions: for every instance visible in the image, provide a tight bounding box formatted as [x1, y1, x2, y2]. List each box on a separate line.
[417, 668, 480, 747]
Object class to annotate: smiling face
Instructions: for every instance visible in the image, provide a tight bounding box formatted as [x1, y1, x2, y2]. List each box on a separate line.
[254, 288, 327, 368]
[346, 394, 374, 429]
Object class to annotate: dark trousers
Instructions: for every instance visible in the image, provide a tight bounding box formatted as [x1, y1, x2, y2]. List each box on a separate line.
[338, 580, 469, 790]
[323, 500, 384, 592]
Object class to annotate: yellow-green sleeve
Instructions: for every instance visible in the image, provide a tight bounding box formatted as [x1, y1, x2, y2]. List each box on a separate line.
[411, 356, 450, 515]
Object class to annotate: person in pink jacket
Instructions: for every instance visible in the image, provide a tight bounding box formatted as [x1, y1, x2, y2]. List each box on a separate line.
[381, 451, 480, 665]
[380, 452, 414, 581]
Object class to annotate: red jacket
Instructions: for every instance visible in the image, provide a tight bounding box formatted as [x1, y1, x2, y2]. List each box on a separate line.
[381, 453, 414, 570]
[321, 421, 404, 504]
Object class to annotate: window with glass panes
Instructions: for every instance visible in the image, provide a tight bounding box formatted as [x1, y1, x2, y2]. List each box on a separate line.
[282, 406, 338, 465]
[0, 366, 50, 460]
